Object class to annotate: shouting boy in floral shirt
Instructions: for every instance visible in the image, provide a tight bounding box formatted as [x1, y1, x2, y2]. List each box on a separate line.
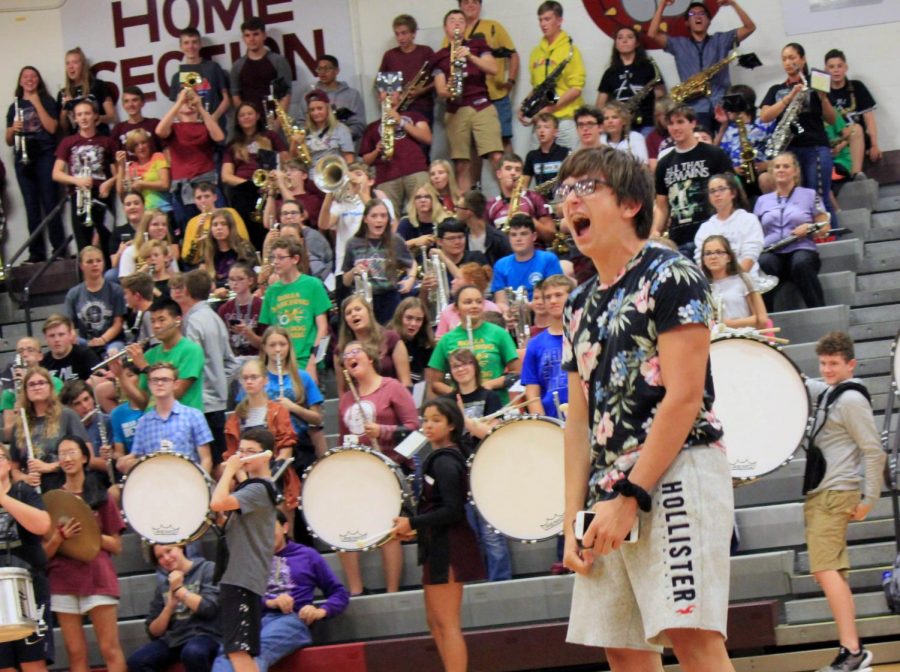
[557, 146, 735, 672]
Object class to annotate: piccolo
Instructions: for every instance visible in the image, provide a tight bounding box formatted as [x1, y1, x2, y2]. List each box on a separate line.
[343, 369, 381, 452]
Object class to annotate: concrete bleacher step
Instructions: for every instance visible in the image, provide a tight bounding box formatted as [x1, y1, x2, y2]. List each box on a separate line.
[860, 239, 900, 274]
[790, 566, 891, 597]
[853, 287, 900, 308]
[838, 208, 872, 240]
[769, 304, 850, 344]
[837, 179, 880, 212]
[776, 613, 900, 647]
[772, 273, 855, 313]
[857, 269, 900, 293]
[784, 590, 889, 625]
[819, 238, 863, 274]
[796, 540, 899, 574]
[783, 337, 895, 378]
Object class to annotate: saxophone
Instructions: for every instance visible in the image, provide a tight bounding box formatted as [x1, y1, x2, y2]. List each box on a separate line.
[502, 176, 527, 234]
[397, 61, 431, 112]
[448, 29, 465, 102]
[380, 95, 397, 160]
[765, 73, 808, 160]
[520, 37, 574, 119]
[734, 117, 758, 184]
[508, 286, 531, 348]
[623, 67, 661, 127]
[274, 102, 312, 166]
[670, 49, 740, 105]
[186, 213, 211, 265]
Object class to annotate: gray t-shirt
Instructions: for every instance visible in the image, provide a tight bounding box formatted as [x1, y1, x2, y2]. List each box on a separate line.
[11, 407, 89, 463]
[64, 281, 126, 341]
[221, 480, 276, 596]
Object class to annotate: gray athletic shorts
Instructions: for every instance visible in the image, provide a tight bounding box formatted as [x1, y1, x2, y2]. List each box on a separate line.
[567, 445, 734, 652]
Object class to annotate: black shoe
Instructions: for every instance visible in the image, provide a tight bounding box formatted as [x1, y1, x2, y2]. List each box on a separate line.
[816, 646, 874, 672]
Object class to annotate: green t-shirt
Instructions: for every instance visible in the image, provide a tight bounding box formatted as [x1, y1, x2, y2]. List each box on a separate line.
[259, 274, 332, 366]
[428, 321, 519, 404]
[825, 115, 852, 175]
[139, 337, 205, 412]
[0, 376, 63, 411]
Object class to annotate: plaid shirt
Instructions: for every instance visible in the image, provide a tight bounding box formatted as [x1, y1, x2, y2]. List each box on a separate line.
[131, 401, 213, 464]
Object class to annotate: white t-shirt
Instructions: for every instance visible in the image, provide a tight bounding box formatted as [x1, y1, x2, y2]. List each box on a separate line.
[330, 195, 397, 273]
[693, 209, 765, 277]
[712, 274, 752, 320]
[601, 131, 649, 164]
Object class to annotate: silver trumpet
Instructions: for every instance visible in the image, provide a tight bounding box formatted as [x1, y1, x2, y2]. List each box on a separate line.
[424, 249, 450, 325]
[13, 98, 29, 165]
[508, 286, 531, 348]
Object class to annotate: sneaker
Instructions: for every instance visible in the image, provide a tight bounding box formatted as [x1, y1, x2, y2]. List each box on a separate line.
[853, 171, 868, 181]
[816, 646, 873, 672]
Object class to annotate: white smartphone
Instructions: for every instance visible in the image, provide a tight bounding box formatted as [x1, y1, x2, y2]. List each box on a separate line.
[574, 511, 639, 544]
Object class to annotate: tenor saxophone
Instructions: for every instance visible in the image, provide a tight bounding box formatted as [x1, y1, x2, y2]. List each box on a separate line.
[448, 29, 465, 102]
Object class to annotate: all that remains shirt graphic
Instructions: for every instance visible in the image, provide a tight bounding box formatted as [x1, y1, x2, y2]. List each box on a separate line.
[664, 159, 710, 229]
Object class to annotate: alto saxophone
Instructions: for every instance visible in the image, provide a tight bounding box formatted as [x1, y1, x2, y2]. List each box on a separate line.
[765, 73, 808, 160]
[380, 95, 397, 160]
[274, 101, 312, 166]
[448, 29, 465, 102]
[734, 117, 757, 184]
[502, 176, 527, 234]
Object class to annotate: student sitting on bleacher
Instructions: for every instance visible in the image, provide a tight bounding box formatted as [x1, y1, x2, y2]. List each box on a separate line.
[127, 543, 220, 672]
[210, 510, 348, 672]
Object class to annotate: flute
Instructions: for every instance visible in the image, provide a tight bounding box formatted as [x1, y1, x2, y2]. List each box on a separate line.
[276, 353, 285, 398]
[342, 369, 381, 452]
[20, 408, 40, 493]
[466, 315, 475, 352]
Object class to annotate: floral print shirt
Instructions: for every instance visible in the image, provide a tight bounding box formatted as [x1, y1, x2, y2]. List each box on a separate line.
[562, 243, 724, 505]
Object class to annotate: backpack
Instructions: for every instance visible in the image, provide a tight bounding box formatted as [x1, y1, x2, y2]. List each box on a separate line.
[884, 552, 900, 614]
[212, 478, 279, 584]
[802, 381, 871, 495]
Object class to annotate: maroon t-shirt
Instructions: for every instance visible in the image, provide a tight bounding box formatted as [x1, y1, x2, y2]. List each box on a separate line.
[223, 131, 288, 180]
[112, 118, 161, 152]
[430, 37, 492, 114]
[379, 45, 435, 116]
[218, 295, 264, 356]
[338, 375, 419, 466]
[48, 496, 124, 597]
[485, 190, 550, 228]
[359, 111, 429, 184]
[238, 56, 278, 111]
[55, 133, 117, 187]
[270, 191, 324, 229]
[165, 122, 216, 180]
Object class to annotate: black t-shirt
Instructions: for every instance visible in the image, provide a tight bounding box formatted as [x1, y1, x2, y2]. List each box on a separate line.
[450, 387, 503, 456]
[5, 93, 59, 155]
[0, 482, 50, 600]
[109, 223, 137, 256]
[406, 338, 433, 381]
[654, 142, 733, 245]
[41, 343, 102, 381]
[761, 82, 829, 149]
[598, 60, 662, 128]
[828, 79, 876, 128]
[524, 143, 570, 186]
[56, 78, 114, 136]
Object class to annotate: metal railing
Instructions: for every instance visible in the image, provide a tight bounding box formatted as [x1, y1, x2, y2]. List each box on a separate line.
[23, 234, 74, 337]
[4, 194, 68, 270]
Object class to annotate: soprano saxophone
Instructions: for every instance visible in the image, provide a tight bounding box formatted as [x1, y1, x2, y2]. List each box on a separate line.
[765, 73, 808, 160]
[448, 29, 465, 102]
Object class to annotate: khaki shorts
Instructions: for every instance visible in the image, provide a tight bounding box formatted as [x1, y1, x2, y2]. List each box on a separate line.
[567, 446, 734, 652]
[445, 105, 503, 160]
[804, 489, 861, 575]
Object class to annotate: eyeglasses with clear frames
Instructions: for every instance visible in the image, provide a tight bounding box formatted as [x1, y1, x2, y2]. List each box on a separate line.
[554, 178, 611, 203]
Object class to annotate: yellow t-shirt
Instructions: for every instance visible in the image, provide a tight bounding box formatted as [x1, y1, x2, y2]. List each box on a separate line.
[181, 208, 251, 260]
[442, 18, 516, 101]
[527, 30, 586, 121]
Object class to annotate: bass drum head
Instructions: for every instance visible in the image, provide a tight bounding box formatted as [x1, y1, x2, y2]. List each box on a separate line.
[122, 453, 211, 544]
[301, 449, 404, 551]
[469, 416, 565, 541]
[710, 337, 810, 481]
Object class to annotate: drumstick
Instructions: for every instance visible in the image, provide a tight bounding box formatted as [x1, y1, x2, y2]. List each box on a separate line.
[354, 527, 397, 549]
[477, 397, 537, 421]
[20, 408, 40, 494]
[342, 369, 382, 452]
[754, 327, 781, 334]
[240, 449, 273, 463]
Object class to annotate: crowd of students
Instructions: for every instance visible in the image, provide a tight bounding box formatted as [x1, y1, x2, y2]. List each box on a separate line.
[0, 0, 890, 670]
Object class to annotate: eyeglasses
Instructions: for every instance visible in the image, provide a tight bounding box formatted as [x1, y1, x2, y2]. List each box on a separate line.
[441, 234, 466, 242]
[687, 10, 708, 17]
[241, 374, 264, 382]
[26, 380, 49, 389]
[342, 347, 363, 360]
[149, 376, 175, 384]
[708, 186, 731, 195]
[575, 121, 598, 129]
[16, 346, 40, 354]
[270, 254, 295, 262]
[554, 177, 610, 202]
[702, 250, 728, 258]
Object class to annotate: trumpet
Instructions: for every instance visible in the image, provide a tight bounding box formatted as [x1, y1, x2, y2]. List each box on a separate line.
[13, 98, 29, 165]
[251, 169, 272, 223]
[75, 165, 94, 227]
[181, 71, 202, 104]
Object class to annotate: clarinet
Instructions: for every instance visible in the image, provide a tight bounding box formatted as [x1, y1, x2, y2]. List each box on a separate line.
[20, 408, 40, 494]
[94, 392, 115, 483]
[343, 369, 381, 452]
[275, 353, 285, 399]
[466, 315, 475, 352]
[13, 98, 30, 165]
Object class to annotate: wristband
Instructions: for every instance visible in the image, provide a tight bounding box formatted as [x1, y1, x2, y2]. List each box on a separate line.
[611, 477, 652, 512]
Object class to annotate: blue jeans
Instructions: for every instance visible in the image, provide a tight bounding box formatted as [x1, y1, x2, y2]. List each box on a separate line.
[466, 503, 512, 581]
[127, 634, 218, 672]
[793, 145, 838, 227]
[13, 148, 64, 260]
[211, 611, 312, 672]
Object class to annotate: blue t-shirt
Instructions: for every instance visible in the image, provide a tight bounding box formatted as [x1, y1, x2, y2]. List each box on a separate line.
[110, 402, 144, 454]
[520, 329, 567, 419]
[236, 369, 325, 435]
[490, 250, 563, 300]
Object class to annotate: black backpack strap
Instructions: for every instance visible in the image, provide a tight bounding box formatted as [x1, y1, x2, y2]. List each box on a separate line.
[806, 381, 871, 451]
[234, 477, 279, 507]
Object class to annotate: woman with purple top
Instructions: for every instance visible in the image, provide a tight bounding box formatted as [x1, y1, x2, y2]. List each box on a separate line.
[753, 151, 830, 311]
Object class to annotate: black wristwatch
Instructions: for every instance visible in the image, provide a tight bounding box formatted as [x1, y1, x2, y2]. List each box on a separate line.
[612, 477, 652, 512]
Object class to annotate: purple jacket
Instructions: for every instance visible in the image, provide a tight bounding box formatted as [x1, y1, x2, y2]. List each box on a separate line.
[753, 187, 823, 255]
[264, 541, 349, 618]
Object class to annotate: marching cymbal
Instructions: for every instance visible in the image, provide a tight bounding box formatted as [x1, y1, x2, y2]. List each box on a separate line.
[42, 490, 101, 563]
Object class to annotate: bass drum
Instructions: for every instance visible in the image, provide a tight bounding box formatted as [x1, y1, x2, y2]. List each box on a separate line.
[710, 336, 810, 483]
[468, 415, 565, 542]
[301, 447, 410, 551]
[121, 453, 213, 544]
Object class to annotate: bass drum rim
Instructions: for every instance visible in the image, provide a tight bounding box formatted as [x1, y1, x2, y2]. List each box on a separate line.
[468, 415, 565, 543]
[709, 335, 810, 485]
